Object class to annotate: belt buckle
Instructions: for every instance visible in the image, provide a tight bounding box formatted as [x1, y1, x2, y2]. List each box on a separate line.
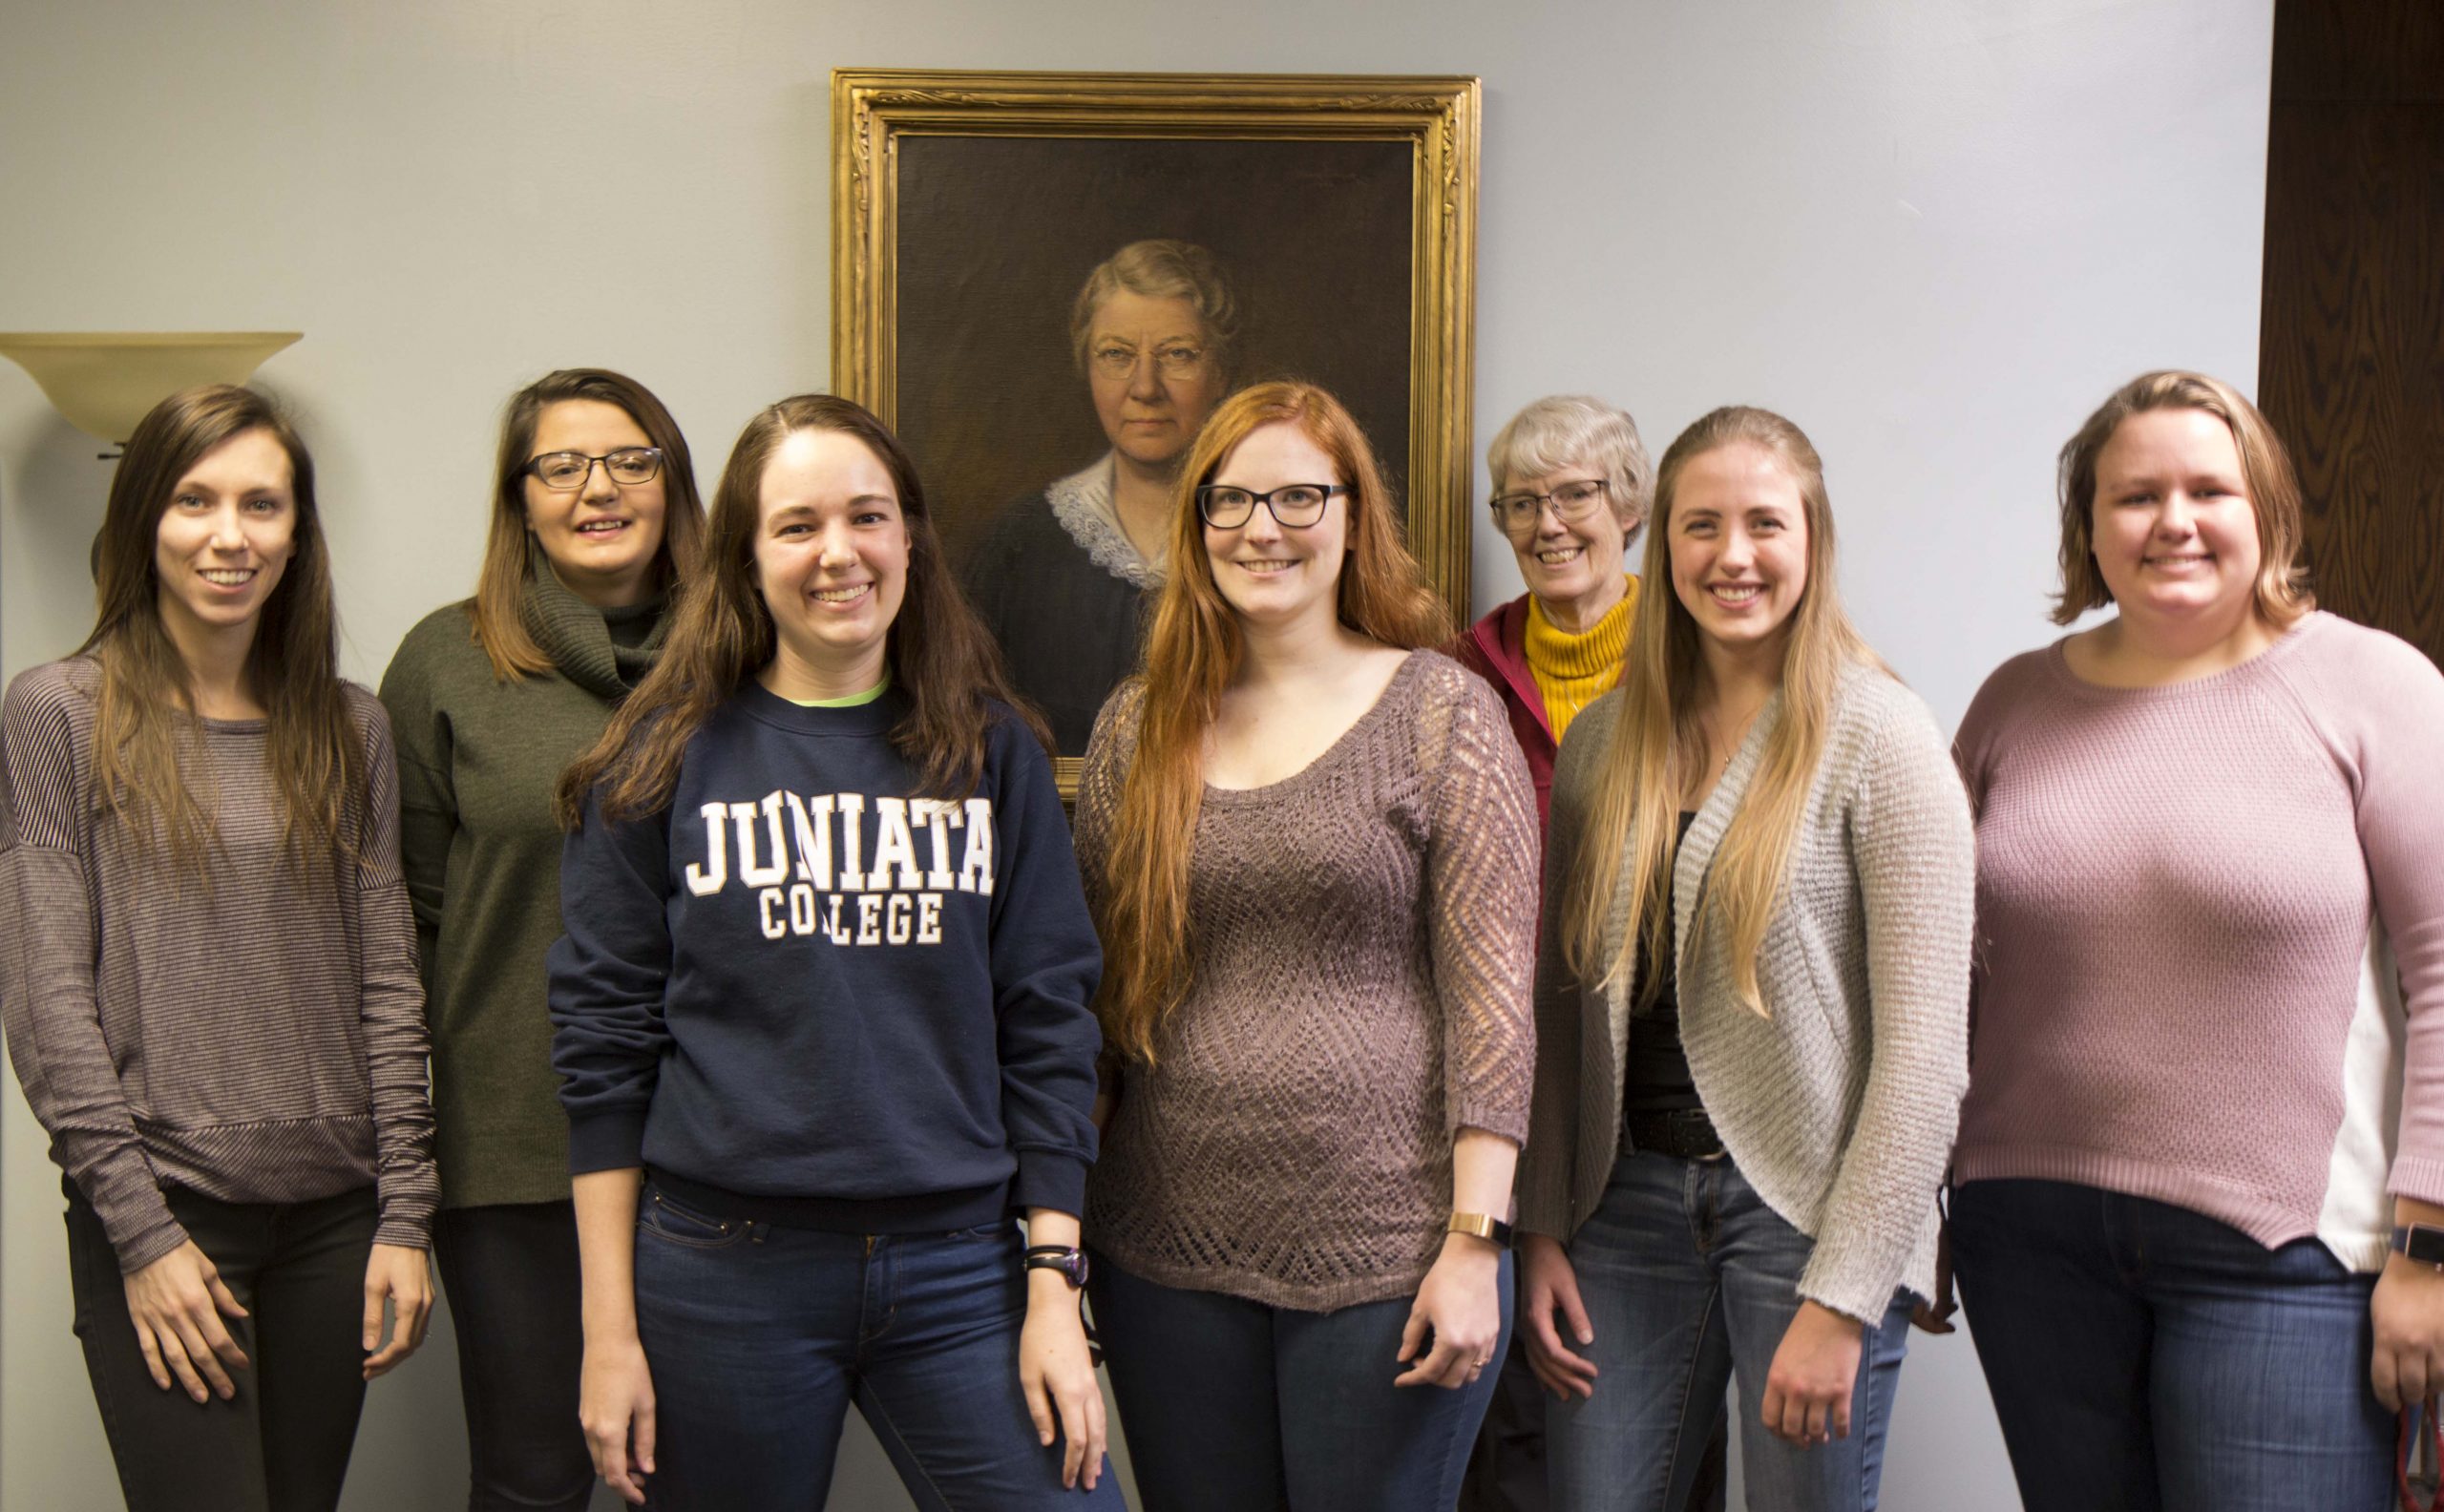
[1670, 1109, 1727, 1164]
[1629, 1109, 1727, 1164]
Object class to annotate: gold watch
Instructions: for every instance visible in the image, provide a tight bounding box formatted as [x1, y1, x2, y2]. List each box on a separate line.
[1446, 1211, 1514, 1247]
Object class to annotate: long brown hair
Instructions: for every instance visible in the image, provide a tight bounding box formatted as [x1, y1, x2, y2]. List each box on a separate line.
[1562, 407, 1880, 1016]
[1094, 380, 1449, 1061]
[471, 368, 707, 681]
[79, 384, 362, 872]
[2051, 368, 2312, 628]
[555, 394, 1045, 827]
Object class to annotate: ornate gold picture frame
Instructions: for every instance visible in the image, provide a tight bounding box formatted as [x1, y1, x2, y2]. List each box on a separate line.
[832, 69, 1480, 790]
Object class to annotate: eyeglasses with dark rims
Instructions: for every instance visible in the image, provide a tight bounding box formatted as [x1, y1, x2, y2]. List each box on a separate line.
[1489, 478, 1610, 539]
[1194, 483, 1350, 530]
[525, 448, 664, 492]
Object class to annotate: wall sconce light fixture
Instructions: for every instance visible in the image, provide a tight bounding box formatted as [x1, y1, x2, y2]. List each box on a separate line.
[0, 332, 304, 452]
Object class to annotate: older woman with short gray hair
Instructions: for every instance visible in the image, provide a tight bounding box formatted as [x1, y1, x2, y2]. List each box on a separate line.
[1452, 395, 1654, 826]
[1456, 395, 1731, 1512]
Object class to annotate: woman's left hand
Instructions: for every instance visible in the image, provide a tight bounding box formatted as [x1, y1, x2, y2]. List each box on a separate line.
[1910, 1220, 1958, 1335]
[1396, 1234, 1504, 1390]
[2371, 1253, 2444, 1411]
[1761, 1299, 1864, 1446]
[360, 1242, 434, 1378]
[1019, 1274, 1106, 1490]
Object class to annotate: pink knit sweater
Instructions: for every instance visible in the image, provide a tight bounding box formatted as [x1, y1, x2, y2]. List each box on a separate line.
[1952, 613, 2444, 1268]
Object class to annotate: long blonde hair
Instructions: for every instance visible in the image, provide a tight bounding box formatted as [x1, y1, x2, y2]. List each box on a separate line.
[1562, 407, 1878, 1015]
[1093, 381, 1450, 1062]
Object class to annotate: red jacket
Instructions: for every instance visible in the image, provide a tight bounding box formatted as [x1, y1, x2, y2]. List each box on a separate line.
[1449, 589, 1635, 834]
[1452, 593, 1557, 830]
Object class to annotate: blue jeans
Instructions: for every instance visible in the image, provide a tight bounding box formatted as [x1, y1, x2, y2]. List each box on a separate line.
[1546, 1152, 1912, 1512]
[631, 1184, 1122, 1511]
[1090, 1251, 1513, 1511]
[1949, 1178, 2391, 1512]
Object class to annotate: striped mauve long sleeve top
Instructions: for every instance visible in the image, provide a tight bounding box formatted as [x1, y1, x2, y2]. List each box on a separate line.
[0, 657, 436, 1272]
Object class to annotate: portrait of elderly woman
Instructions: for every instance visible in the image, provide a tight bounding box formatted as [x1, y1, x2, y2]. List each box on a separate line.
[839, 88, 1476, 769]
[961, 241, 1239, 751]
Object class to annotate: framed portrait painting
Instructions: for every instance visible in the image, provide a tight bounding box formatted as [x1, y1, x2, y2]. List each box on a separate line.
[832, 69, 1480, 788]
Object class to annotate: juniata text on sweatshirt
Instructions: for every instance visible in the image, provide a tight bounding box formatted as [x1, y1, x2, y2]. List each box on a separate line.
[549, 683, 1103, 1230]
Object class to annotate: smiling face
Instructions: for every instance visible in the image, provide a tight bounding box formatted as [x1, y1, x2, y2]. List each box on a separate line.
[1500, 462, 1631, 620]
[1085, 290, 1227, 471]
[1667, 442, 1809, 659]
[1202, 420, 1350, 637]
[2088, 407, 2262, 635]
[753, 427, 911, 696]
[523, 398, 669, 608]
[152, 427, 299, 656]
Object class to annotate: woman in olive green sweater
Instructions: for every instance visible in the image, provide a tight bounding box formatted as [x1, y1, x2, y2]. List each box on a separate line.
[379, 368, 705, 1512]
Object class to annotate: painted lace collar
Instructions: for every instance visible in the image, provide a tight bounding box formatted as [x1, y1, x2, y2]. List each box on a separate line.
[1046, 453, 1165, 590]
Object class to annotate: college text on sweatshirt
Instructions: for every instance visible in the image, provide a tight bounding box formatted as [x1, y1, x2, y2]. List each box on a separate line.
[549, 687, 1103, 1228]
[681, 787, 996, 948]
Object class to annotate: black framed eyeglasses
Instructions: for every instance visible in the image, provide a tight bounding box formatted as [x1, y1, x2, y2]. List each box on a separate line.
[1195, 483, 1349, 530]
[1490, 478, 1609, 538]
[525, 448, 664, 492]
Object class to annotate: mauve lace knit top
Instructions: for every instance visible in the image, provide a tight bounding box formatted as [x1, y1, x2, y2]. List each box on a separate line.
[1075, 652, 1539, 1311]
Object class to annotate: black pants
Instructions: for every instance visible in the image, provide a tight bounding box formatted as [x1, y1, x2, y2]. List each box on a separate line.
[65, 1179, 378, 1512]
[433, 1200, 595, 1512]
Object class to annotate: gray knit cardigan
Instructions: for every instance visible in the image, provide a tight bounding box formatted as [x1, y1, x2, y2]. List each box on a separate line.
[1516, 665, 1975, 1322]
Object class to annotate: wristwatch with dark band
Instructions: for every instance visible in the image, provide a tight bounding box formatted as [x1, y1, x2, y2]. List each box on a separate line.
[1023, 1245, 1091, 1289]
[2391, 1224, 2444, 1269]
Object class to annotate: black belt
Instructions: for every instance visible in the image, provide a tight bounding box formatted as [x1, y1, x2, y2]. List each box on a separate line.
[1624, 1107, 1726, 1161]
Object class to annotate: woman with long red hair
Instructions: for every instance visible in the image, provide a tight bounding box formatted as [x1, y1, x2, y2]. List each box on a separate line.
[1075, 380, 1539, 1511]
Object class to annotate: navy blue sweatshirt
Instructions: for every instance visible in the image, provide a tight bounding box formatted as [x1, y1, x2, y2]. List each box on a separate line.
[548, 682, 1103, 1229]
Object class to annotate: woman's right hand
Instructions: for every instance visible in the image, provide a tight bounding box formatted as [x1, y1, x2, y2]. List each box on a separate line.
[1520, 1232, 1599, 1399]
[123, 1240, 250, 1401]
[579, 1335, 657, 1505]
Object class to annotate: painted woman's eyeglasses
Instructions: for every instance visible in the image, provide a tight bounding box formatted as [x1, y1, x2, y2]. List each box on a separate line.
[525, 448, 664, 492]
[1195, 483, 1349, 530]
[1490, 478, 1609, 539]
[1089, 344, 1209, 380]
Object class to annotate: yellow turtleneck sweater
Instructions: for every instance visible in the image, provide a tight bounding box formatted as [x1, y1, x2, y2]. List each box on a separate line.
[1525, 578, 1637, 743]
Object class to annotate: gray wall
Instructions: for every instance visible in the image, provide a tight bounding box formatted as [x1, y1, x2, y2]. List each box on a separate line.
[0, 2, 2272, 1507]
